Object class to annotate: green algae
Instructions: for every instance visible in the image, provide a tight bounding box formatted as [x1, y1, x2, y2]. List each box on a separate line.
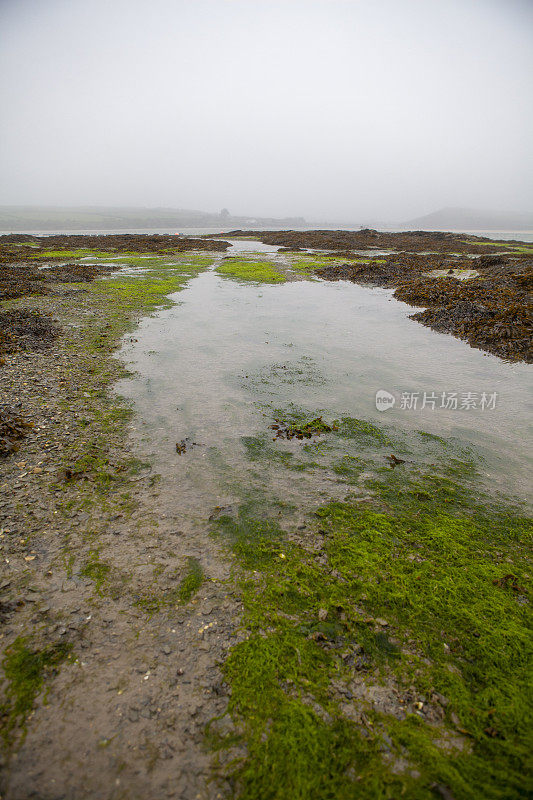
[134, 557, 204, 614]
[331, 454, 365, 483]
[243, 359, 326, 392]
[95, 254, 214, 269]
[289, 254, 386, 275]
[335, 416, 392, 446]
[54, 259, 210, 501]
[216, 259, 286, 284]
[211, 416, 532, 799]
[1, 637, 73, 740]
[242, 434, 321, 472]
[30, 248, 124, 259]
[50, 255, 215, 588]
[80, 550, 112, 595]
[29, 248, 213, 271]
[460, 240, 533, 254]
[271, 415, 338, 441]
[176, 557, 204, 602]
[218, 641, 391, 800]
[87, 258, 210, 310]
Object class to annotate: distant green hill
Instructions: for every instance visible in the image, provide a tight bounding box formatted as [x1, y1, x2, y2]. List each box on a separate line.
[0, 205, 305, 231]
[404, 206, 533, 231]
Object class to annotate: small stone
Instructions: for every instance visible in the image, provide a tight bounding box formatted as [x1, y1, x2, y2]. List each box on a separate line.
[430, 784, 456, 800]
[162, 645, 172, 655]
[432, 692, 449, 707]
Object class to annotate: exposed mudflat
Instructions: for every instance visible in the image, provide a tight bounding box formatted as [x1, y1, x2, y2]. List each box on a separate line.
[1, 238, 238, 798]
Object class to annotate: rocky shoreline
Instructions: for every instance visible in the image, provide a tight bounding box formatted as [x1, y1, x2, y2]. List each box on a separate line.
[223, 229, 533, 362]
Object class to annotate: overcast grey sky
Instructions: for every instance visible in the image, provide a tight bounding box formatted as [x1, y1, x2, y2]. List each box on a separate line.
[1, 0, 532, 222]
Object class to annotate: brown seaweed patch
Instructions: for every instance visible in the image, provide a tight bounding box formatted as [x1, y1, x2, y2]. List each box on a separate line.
[0, 310, 60, 355]
[411, 303, 532, 362]
[393, 275, 532, 362]
[271, 416, 338, 440]
[217, 228, 524, 255]
[0, 233, 229, 264]
[0, 265, 50, 301]
[316, 261, 406, 285]
[43, 263, 118, 283]
[0, 406, 33, 457]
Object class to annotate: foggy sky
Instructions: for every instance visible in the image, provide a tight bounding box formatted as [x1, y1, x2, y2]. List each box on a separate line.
[1, 0, 532, 222]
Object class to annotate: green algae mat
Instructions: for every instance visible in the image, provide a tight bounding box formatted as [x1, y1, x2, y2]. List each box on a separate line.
[216, 258, 286, 284]
[209, 411, 532, 800]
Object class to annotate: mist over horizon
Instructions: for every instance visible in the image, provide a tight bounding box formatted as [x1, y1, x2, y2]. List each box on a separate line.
[1, 0, 532, 222]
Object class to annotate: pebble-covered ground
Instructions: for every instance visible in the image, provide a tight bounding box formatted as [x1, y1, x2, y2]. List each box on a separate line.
[0, 238, 244, 798]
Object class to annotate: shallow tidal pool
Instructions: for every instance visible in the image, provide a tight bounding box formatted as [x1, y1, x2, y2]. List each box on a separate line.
[116, 243, 532, 511]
